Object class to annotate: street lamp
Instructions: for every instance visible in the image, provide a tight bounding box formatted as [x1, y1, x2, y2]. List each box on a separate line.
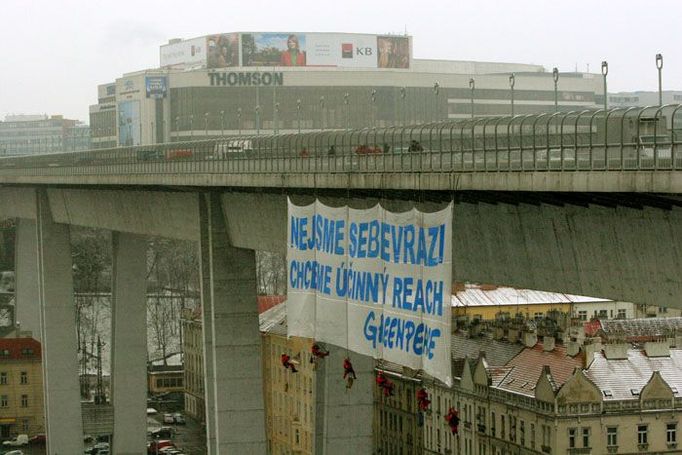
[189, 115, 194, 138]
[274, 102, 280, 134]
[552, 67, 559, 112]
[343, 92, 350, 129]
[319, 96, 325, 130]
[237, 108, 242, 135]
[509, 74, 515, 116]
[399, 87, 407, 126]
[175, 116, 179, 142]
[204, 113, 209, 136]
[601, 61, 608, 112]
[469, 78, 475, 119]
[433, 82, 440, 122]
[370, 89, 377, 127]
[255, 104, 261, 136]
[656, 53, 663, 106]
[220, 110, 225, 136]
[296, 99, 302, 134]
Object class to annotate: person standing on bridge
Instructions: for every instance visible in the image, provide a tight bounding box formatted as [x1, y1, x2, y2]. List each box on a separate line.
[343, 357, 356, 389]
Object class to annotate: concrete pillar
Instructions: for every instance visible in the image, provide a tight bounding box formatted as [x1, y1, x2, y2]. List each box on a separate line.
[198, 195, 217, 455]
[199, 193, 266, 453]
[14, 218, 40, 339]
[36, 191, 84, 454]
[111, 232, 148, 454]
[314, 349, 374, 455]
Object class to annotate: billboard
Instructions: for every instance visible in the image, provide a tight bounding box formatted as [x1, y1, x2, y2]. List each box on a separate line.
[118, 101, 140, 146]
[287, 200, 452, 385]
[145, 76, 168, 98]
[242, 33, 307, 67]
[206, 33, 239, 68]
[160, 36, 206, 68]
[377, 36, 410, 69]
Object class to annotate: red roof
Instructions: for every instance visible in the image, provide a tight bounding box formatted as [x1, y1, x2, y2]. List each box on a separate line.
[0, 337, 41, 361]
[258, 295, 286, 314]
[499, 343, 583, 396]
[583, 319, 602, 337]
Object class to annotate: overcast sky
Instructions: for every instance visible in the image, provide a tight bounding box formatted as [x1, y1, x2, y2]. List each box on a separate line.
[1, 0, 680, 122]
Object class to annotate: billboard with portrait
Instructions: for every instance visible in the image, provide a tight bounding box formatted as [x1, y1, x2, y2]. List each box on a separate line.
[118, 101, 140, 146]
[160, 36, 206, 68]
[242, 33, 307, 67]
[145, 76, 168, 98]
[207, 33, 239, 69]
[377, 36, 410, 69]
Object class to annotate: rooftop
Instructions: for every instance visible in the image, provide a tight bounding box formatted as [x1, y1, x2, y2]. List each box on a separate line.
[598, 317, 682, 341]
[0, 337, 41, 361]
[452, 283, 609, 308]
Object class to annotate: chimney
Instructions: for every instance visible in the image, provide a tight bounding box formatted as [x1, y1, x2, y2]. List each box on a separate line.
[522, 331, 538, 348]
[508, 328, 520, 343]
[603, 343, 630, 360]
[543, 336, 555, 352]
[644, 341, 670, 358]
[566, 341, 580, 357]
[494, 326, 505, 341]
[582, 343, 598, 367]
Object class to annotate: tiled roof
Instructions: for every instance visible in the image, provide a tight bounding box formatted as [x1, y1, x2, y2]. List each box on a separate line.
[497, 344, 583, 397]
[585, 348, 682, 401]
[451, 332, 524, 366]
[452, 283, 609, 308]
[258, 295, 286, 314]
[599, 317, 682, 341]
[259, 301, 287, 336]
[0, 337, 41, 361]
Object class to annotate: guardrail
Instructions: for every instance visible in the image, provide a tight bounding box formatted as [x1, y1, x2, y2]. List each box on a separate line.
[0, 105, 680, 178]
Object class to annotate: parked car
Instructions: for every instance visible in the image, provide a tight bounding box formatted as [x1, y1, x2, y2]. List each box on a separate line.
[29, 434, 46, 444]
[2, 434, 28, 446]
[163, 413, 175, 424]
[172, 413, 186, 425]
[147, 440, 174, 454]
[146, 407, 159, 415]
[84, 442, 109, 454]
[151, 427, 175, 439]
[4, 450, 24, 455]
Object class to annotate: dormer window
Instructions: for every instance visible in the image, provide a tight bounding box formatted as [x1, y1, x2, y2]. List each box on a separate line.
[602, 390, 613, 398]
[630, 388, 640, 396]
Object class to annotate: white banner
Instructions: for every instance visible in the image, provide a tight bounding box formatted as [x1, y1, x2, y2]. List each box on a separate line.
[287, 199, 452, 385]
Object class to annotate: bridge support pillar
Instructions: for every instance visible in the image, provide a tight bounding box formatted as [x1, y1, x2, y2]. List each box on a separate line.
[199, 193, 266, 454]
[111, 232, 148, 454]
[314, 350, 374, 454]
[36, 191, 84, 454]
[14, 218, 40, 339]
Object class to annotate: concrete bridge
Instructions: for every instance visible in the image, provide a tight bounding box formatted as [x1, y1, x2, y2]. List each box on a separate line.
[2, 105, 682, 454]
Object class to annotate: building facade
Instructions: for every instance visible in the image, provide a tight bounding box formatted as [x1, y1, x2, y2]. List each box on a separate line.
[89, 32, 604, 148]
[181, 307, 205, 422]
[0, 114, 90, 156]
[0, 336, 44, 439]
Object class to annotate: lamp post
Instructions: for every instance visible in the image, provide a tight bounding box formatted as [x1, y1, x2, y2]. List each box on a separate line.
[469, 78, 475, 119]
[509, 73, 515, 116]
[399, 87, 406, 126]
[189, 115, 194, 138]
[175, 116, 179, 142]
[433, 82, 440, 122]
[319, 96, 325, 130]
[656, 53, 663, 106]
[552, 67, 559, 112]
[274, 102, 280, 134]
[601, 61, 608, 111]
[370, 89, 377, 127]
[220, 110, 225, 137]
[296, 99, 302, 134]
[204, 112, 209, 136]
[237, 108, 242, 135]
[343, 92, 350, 129]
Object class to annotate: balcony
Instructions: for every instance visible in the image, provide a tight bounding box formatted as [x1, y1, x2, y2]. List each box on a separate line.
[567, 448, 591, 454]
[541, 445, 552, 454]
[606, 446, 618, 454]
[637, 443, 649, 452]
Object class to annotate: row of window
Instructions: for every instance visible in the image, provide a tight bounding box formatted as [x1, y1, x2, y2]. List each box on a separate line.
[576, 308, 627, 321]
[0, 371, 29, 385]
[569, 423, 677, 448]
[154, 377, 183, 388]
[0, 394, 30, 408]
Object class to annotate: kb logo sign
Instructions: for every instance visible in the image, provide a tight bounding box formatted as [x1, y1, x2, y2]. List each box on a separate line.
[356, 47, 373, 56]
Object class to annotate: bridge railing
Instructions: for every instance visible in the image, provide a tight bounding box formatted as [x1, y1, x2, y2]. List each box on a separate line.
[0, 105, 681, 177]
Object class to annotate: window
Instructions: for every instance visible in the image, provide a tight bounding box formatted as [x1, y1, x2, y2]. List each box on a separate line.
[638, 424, 648, 445]
[501, 415, 506, 440]
[20, 372, 27, 385]
[530, 423, 535, 449]
[568, 428, 577, 448]
[577, 310, 587, 321]
[0, 372, 6, 385]
[21, 394, 28, 408]
[617, 309, 626, 319]
[0, 395, 7, 407]
[520, 420, 525, 446]
[607, 427, 617, 446]
[582, 427, 590, 447]
[21, 418, 29, 433]
[491, 411, 496, 437]
[598, 310, 608, 318]
[667, 423, 677, 444]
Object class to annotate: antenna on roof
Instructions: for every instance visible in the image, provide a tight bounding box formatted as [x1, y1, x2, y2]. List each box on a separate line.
[404, 24, 408, 36]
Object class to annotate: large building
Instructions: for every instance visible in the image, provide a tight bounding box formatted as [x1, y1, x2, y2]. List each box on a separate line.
[0, 114, 90, 156]
[0, 335, 44, 440]
[89, 32, 604, 148]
